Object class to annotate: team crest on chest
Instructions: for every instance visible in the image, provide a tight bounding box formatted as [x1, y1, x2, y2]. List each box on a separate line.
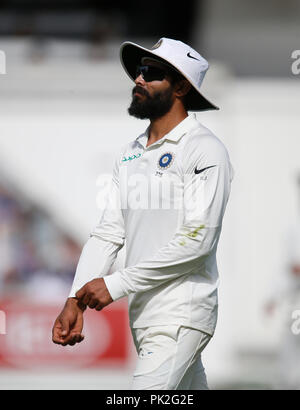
[157, 152, 175, 170]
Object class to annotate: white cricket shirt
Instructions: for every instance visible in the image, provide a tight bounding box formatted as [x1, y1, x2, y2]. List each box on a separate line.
[69, 114, 234, 336]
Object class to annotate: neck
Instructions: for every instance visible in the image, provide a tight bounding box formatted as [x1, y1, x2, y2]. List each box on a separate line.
[147, 102, 188, 147]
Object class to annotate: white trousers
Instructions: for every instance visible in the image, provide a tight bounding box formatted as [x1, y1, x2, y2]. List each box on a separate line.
[131, 325, 211, 390]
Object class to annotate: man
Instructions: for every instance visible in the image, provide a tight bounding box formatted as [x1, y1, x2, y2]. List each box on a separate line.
[52, 37, 234, 390]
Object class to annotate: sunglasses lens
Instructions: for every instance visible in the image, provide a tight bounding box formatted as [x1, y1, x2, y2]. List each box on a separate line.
[135, 65, 166, 82]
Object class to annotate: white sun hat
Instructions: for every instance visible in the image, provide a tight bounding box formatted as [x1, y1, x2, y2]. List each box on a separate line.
[120, 37, 218, 112]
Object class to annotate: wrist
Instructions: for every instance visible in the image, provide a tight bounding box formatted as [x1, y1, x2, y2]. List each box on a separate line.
[66, 297, 87, 312]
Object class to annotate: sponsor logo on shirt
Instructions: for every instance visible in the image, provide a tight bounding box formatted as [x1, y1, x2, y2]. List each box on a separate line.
[122, 153, 142, 162]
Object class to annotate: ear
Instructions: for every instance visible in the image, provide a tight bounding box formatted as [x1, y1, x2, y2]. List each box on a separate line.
[174, 79, 191, 97]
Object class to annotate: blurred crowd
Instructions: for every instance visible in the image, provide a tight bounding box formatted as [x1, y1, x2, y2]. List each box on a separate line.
[263, 175, 300, 389]
[0, 180, 81, 300]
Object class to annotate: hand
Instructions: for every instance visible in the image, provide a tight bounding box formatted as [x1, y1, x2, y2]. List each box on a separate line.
[52, 297, 86, 346]
[75, 278, 113, 311]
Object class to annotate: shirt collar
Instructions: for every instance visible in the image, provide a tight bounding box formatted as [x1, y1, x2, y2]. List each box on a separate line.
[135, 114, 198, 149]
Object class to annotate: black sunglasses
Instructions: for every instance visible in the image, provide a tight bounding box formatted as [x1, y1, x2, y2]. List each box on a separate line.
[135, 65, 167, 82]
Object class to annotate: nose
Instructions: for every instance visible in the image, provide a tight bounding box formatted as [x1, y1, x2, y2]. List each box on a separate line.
[135, 74, 146, 86]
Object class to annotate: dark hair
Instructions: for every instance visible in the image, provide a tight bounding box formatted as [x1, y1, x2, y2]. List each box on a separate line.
[167, 69, 190, 110]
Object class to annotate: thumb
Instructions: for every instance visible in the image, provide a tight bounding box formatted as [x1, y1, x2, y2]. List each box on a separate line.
[75, 286, 85, 300]
[60, 316, 70, 337]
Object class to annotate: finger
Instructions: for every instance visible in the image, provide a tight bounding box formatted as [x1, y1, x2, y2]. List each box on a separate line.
[74, 333, 85, 344]
[52, 335, 65, 345]
[52, 325, 65, 344]
[64, 333, 84, 346]
[75, 287, 85, 300]
[78, 334, 85, 343]
[88, 299, 98, 309]
[61, 336, 74, 346]
[77, 299, 87, 311]
[95, 304, 103, 311]
[60, 317, 70, 337]
[82, 294, 91, 306]
[53, 330, 84, 345]
[68, 337, 77, 346]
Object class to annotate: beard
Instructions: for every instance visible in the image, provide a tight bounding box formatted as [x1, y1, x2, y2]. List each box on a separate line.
[128, 85, 174, 120]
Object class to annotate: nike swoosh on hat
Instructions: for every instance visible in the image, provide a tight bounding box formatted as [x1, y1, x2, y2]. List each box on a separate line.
[187, 52, 200, 61]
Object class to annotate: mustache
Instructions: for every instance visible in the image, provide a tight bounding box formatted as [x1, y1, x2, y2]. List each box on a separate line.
[132, 86, 150, 98]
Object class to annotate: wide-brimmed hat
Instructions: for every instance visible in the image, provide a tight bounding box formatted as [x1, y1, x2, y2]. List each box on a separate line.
[120, 37, 218, 112]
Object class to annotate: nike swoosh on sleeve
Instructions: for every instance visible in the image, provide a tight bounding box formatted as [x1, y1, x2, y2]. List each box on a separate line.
[194, 165, 216, 174]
